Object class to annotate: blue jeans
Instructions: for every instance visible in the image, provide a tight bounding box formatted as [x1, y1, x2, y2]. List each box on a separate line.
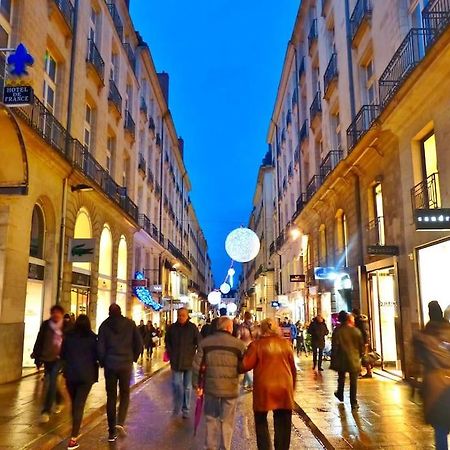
[42, 360, 63, 414]
[434, 426, 449, 450]
[171, 370, 192, 415]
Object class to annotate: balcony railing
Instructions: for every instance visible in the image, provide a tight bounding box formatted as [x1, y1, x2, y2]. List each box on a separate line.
[300, 119, 308, 143]
[15, 95, 138, 223]
[106, 3, 123, 40]
[139, 214, 153, 237]
[379, 28, 434, 108]
[168, 240, 192, 270]
[138, 153, 146, 174]
[123, 42, 136, 71]
[346, 104, 380, 151]
[306, 175, 322, 201]
[411, 172, 441, 210]
[320, 150, 343, 180]
[350, 0, 372, 41]
[108, 79, 122, 113]
[86, 39, 105, 82]
[367, 216, 385, 246]
[276, 231, 285, 250]
[423, 0, 450, 37]
[124, 110, 135, 138]
[53, 0, 74, 30]
[308, 19, 318, 51]
[310, 91, 322, 123]
[323, 53, 338, 97]
[295, 193, 307, 216]
[269, 241, 275, 256]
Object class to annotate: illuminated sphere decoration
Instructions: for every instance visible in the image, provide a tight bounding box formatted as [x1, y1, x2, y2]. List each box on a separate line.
[207, 290, 221, 305]
[228, 268, 236, 277]
[220, 283, 231, 294]
[225, 227, 260, 263]
[219, 303, 227, 310]
[227, 303, 237, 314]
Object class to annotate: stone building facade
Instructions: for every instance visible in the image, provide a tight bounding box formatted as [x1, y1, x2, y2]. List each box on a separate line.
[0, 0, 211, 382]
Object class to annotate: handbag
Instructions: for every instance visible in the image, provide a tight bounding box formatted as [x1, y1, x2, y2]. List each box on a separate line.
[163, 350, 170, 362]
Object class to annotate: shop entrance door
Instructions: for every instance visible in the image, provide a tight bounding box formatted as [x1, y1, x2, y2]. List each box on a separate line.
[368, 267, 402, 377]
[71, 288, 90, 317]
[23, 280, 44, 367]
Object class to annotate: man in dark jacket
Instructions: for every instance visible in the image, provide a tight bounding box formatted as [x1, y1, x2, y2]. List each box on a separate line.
[331, 311, 364, 409]
[165, 307, 200, 418]
[307, 314, 329, 371]
[137, 319, 146, 360]
[32, 304, 65, 423]
[193, 317, 246, 450]
[353, 308, 373, 378]
[98, 304, 143, 442]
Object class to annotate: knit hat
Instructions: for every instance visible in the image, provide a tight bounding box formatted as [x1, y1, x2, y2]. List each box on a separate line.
[338, 310, 348, 324]
[428, 301, 443, 321]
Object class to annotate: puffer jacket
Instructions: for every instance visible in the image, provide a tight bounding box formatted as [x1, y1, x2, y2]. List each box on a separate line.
[192, 330, 246, 398]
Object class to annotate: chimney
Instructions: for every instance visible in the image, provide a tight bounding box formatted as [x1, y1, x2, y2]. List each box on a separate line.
[178, 137, 184, 158]
[157, 72, 169, 105]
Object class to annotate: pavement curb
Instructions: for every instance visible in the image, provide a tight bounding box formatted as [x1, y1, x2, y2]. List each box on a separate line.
[293, 401, 335, 450]
[22, 363, 169, 450]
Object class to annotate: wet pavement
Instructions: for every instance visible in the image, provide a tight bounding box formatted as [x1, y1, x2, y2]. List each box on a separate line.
[53, 368, 323, 450]
[0, 349, 166, 450]
[293, 356, 438, 449]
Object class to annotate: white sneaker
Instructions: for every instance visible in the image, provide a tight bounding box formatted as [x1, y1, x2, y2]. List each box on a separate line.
[40, 412, 50, 423]
[116, 424, 127, 437]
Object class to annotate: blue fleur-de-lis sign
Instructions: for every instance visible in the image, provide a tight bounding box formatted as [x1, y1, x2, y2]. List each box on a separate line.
[7, 43, 34, 77]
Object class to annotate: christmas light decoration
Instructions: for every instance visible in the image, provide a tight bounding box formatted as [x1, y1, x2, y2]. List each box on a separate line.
[208, 290, 221, 305]
[220, 283, 231, 294]
[225, 227, 260, 263]
[227, 303, 237, 314]
[133, 271, 162, 311]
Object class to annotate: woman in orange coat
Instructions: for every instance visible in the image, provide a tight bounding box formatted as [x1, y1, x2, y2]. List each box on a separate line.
[241, 318, 297, 450]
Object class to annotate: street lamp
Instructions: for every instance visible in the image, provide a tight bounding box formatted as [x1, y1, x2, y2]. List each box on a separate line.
[71, 183, 94, 192]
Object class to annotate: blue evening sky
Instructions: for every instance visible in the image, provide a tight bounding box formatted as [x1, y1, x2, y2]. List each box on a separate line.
[131, 1, 298, 285]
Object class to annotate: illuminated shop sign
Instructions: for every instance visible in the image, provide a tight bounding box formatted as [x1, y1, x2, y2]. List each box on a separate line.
[290, 274, 306, 283]
[314, 267, 338, 280]
[415, 209, 450, 231]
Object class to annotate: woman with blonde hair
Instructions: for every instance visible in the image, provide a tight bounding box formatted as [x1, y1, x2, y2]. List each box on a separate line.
[241, 318, 296, 450]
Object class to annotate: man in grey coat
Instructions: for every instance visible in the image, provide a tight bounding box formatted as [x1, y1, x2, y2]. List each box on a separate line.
[193, 317, 246, 450]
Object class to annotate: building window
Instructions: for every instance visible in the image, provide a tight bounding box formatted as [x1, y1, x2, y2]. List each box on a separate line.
[110, 52, 119, 82]
[84, 104, 93, 151]
[125, 84, 133, 112]
[89, 7, 98, 43]
[373, 183, 385, 245]
[43, 51, 57, 113]
[420, 132, 440, 208]
[123, 157, 130, 188]
[0, 24, 8, 92]
[332, 111, 342, 149]
[363, 58, 376, 105]
[336, 211, 348, 268]
[0, 0, 11, 21]
[30, 205, 45, 259]
[319, 224, 327, 265]
[106, 136, 115, 174]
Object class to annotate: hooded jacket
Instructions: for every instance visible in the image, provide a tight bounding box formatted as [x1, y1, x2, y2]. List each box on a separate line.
[97, 315, 143, 370]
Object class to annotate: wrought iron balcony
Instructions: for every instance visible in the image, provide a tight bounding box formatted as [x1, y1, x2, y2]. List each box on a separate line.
[295, 193, 307, 216]
[108, 79, 122, 113]
[308, 19, 318, 51]
[423, 0, 450, 37]
[159, 232, 165, 246]
[379, 28, 434, 108]
[320, 150, 343, 180]
[139, 214, 152, 236]
[306, 175, 322, 201]
[140, 97, 148, 115]
[53, 0, 74, 30]
[367, 216, 386, 246]
[323, 53, 338, 98]
[346, 104, 380, 151]
[411, 172, 441, 210]
[300, 119, 309, 143]
[106, 3, 124, 40]
[299, 56, 305, 79]
[86, 39, 105, 82]
[269, 241, 275, 256]
[123, 42, 136, 71]
[350, 0, 372, 42]
[124, 110, 135, 138]
[168, 240, 192, 270]
[310, 91, 322, 123]
[138, 153, 146, 174]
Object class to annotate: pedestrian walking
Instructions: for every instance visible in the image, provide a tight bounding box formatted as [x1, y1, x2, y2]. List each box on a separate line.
[200, 319, 212, 338]
[331, 311, 364, 410]
[307, 314, 329, 371]
[192, 317, 246, 450]
[137, 320, 146, 360]
[144, 321, 157, 359]
[414, 301, 450, 450]
[98, 304, 143, 442]
[352, 308, 373, 378]
[242, 318, 296, 450]
[296, 322, 309, 357]
[31, 304, 65, 423]
[61, 315, 98, 450]
[165, 307, 200, 419]
[238, 311, 254, 391]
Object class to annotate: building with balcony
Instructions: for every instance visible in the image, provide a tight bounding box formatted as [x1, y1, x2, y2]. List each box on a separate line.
[262, 0, 450, 379]
[0, 0, 210, 383]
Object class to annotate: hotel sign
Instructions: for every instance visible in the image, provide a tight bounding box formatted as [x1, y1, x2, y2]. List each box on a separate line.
[414, 209, 450, 231]
[367, 245, 399, 256]
[3, 85, 34, 106]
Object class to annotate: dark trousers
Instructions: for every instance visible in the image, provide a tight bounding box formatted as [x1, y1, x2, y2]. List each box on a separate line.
[66, 381, 93, 437]
[312, 347, 323, 369]
[42, 360, 63, 414]
[254, 409, 292, 450]
[105, 366, 132, 433]
[337, 371, 358, 405]
[145, 344, 153, 358]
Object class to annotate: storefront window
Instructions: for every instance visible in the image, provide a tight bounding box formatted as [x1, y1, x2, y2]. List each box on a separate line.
[30, 205, 45, 259]
[116, 236, 127, 313]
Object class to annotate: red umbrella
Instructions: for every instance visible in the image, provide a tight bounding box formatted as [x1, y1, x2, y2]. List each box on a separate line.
[194, 360, 207, 436]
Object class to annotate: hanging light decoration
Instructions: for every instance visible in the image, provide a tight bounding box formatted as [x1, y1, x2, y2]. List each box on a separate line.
[225, 227, 260, 263]
[227, 268, 236, 277]
[207, 290, 221, 305]
[227, 303, 237, 314]
[220, 282, 231, 294]
[133, 272, 163, 311]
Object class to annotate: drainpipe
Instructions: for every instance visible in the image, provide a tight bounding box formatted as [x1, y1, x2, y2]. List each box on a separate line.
[158, 117, 165, 287]
[271, 120, 283, 296]
[56, 178, 69, 304]
[66, 0, 79, 134]
[344, 0, 356, 121]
